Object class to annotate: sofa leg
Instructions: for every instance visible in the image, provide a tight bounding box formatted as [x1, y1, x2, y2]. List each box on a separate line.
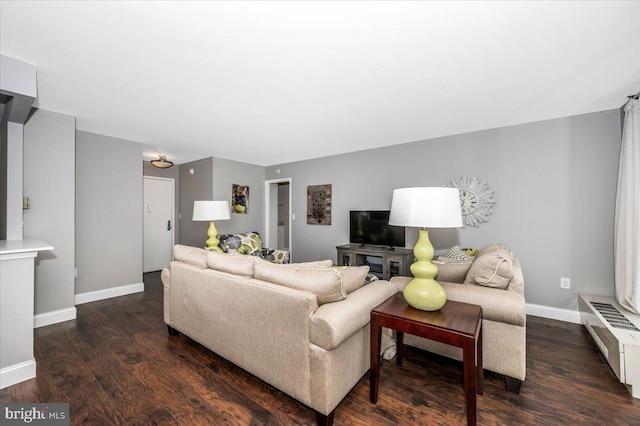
[167, 325, 179, 336]
[314, 410, 335, 426]
[505, 376, 522, 393]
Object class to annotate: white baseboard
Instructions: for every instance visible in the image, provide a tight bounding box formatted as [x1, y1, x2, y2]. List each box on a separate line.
[33, 307, 77, 328]
[527, 303, 581, 324]
[0, 359, 36, 390]
[75, 282, 144, 305]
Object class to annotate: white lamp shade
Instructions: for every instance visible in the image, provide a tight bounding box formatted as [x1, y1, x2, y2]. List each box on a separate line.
[192, 200, 231, 221]
[389, 187, 463, 228]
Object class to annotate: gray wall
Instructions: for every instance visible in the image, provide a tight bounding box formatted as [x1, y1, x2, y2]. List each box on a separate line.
[178, 157, 213, 247]
[266, 110, 622, 311]
[23, 109, 76, 315]
[177, 156, 266, 248]
[143, 161, 180, 243]
[212, 157, 265, 236]
[4, 122, 23, 240]
[76, 130, 143, 294]
[0, 120, 7, 240]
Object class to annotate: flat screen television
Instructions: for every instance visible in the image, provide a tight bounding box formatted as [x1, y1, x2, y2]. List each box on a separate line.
[349, 210, 405, 248]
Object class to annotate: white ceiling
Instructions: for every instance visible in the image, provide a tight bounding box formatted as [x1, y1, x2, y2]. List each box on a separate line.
[1, 1, 639, 166]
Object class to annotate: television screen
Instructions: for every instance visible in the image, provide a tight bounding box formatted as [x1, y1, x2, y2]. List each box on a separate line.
[349, 210, 405, 248]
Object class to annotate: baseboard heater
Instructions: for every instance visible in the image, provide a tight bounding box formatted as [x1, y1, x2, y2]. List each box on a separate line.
[579, 294, 640, 398]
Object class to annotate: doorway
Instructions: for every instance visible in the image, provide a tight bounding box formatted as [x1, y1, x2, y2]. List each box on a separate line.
[264, 178, 292, 258]
[143, 176, 175, 272]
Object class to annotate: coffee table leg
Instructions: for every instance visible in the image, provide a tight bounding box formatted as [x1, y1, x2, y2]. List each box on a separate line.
[477, 325, 483, 395]
[396, 331, 404, 366]
[370, 314, 381, 403]
[463, 338, 477, 426]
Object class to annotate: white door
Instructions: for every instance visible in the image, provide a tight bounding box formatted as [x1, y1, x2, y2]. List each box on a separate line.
[144, 176, 175, 272]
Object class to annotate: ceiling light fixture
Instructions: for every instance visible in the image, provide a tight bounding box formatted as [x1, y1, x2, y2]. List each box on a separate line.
[150, 155, 173, 168]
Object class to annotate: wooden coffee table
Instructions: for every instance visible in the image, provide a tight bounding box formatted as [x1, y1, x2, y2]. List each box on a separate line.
[370, 293, 483, 426]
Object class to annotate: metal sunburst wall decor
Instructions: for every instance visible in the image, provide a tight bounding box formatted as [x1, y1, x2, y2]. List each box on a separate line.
[446, 176, 496, 228]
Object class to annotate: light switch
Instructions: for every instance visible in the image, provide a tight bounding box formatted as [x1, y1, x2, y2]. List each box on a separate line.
[147, 203, 153, 212]
[23, 197, 30, 209]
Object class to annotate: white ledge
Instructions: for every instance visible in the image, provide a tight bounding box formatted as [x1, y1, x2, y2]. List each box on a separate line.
[0, 239, 54, 257]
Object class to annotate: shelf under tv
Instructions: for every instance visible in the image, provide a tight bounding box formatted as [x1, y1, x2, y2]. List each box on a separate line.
[336, 244, 414, 281]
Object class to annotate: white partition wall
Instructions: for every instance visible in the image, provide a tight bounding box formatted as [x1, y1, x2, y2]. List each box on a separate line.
[0, 240, 52, 389]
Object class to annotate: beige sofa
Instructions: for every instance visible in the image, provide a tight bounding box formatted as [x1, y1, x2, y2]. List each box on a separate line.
[390, 243, 527, 393]
[161, 245, 397, 426]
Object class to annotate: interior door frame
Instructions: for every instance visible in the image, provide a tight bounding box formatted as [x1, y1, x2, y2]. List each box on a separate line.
[143, 175, 175, 272]
[264, 177, 292, 260]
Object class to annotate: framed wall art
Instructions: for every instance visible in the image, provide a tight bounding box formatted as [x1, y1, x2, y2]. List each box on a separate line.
[232, 184, 249, 214]
[307, 184, 332, 225]
[446, 176, 496, 228]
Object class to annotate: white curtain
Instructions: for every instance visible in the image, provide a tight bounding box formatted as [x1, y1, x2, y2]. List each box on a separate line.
[615, 98, 640, 314]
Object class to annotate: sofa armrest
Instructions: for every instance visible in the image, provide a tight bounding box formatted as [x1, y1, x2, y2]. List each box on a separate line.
[390, 276, 525, 326]
[440, 282, 526, 326]
[508, 258, 525, 296]
[310, 279, 397, 351]
[390, 276, 410, 292]
[161, 267, 171, 324]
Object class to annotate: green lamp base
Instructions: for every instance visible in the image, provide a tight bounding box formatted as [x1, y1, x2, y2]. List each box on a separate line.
[403, 229, 447, 311]
[205, 220, 223, 252]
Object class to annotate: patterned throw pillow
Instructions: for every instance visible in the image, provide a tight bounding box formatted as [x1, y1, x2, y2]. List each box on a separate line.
[220, 232, 263, 256]
[440, 245, 472, 261]
[365, 273, 379, 285]
[262, 249, 291, 264]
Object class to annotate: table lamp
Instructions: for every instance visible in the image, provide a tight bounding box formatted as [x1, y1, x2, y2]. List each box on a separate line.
[389, 187, 463, 311]
[192, 200, 231, 251]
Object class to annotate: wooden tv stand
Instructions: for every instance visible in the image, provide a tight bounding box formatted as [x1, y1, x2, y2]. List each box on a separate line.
[336, 244, 414, 280]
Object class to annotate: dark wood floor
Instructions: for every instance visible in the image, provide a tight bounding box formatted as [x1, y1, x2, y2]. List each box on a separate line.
[2, 272, 640, 425]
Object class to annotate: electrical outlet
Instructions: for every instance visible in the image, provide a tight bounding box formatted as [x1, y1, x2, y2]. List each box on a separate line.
[561, 277, 570, 289]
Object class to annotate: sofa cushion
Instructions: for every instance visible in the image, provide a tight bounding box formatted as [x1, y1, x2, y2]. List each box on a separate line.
[464, 244, 514, 289]
[254, 262, 346, 304]
[330, 265, 370, 294]
[290, 259, 333, 268]
[433, 258, 473, 283]
[206, 251, 257, 277]
[173, 245, 208, 269]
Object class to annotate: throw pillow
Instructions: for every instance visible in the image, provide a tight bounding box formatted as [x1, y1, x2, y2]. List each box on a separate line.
[254, 262, 346, 305]
[476, 242, 510, 258]
[262, 249, 291, 264]
[331, 265, 370, 294]
[365, 273, 379, 285]
[440, 245, 472, 261]
[173, 245, 208, 269]
[464, 245, 514, 289]
[433, 258, 474, 283]
[220, 232, 263, 256]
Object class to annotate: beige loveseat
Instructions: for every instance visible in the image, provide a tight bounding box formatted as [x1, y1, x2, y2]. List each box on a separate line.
[390, 243, 527, 393]
[161, 245, 397, 425]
